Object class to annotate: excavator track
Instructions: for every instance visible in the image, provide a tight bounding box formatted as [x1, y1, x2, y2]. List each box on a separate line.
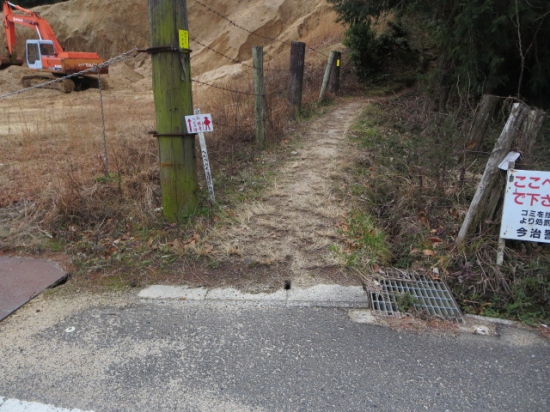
[22, 75, 75, 93]
[20, 75, 107, 93]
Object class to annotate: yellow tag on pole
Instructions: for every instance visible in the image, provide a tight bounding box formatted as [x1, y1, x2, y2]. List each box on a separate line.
[336, 59, 341, 67]
[179, 30, 189, 49]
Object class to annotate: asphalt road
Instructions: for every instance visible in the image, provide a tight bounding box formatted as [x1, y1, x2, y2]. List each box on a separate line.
[0, 293, 549, 412]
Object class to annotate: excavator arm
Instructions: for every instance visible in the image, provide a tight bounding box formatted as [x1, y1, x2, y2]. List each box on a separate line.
[3, 1, 64, 57]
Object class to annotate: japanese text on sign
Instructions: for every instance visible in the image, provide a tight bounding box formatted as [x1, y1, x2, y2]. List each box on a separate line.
[500, 169, 550, 243]
[185, 114, 214, 134]
[179, 30, 189, 50]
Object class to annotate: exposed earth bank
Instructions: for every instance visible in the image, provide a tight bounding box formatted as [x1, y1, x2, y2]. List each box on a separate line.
[0, 0, 342, 92]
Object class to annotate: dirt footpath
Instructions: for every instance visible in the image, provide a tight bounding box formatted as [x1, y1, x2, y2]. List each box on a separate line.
[205, 99, 367, 291]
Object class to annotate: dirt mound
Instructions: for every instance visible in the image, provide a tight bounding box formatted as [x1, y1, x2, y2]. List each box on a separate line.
[0, 0, 342, 93]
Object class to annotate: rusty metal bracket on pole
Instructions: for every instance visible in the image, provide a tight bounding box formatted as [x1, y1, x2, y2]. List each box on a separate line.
[148, 131, 196, 138]
[139, 46, 192, 81]
[138, 46, 193, 54]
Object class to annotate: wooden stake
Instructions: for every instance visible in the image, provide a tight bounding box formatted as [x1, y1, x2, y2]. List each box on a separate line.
[288, 41, 305, 117]
[148, 0, 197, 222]
[329, 51, 342, 95]
[318, 51, 337, 103]
[253, 46, 265, 147]
[457, 103, 529, 244]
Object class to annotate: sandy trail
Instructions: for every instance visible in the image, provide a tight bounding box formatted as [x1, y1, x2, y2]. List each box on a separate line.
[208, 99, 367, 288]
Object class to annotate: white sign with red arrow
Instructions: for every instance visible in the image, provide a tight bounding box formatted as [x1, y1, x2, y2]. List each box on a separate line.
[185, 113, 214, 134]
[191, 109, 215, 203]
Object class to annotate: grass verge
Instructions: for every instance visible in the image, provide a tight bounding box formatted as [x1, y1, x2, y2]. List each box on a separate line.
[342, 88, 550, 325]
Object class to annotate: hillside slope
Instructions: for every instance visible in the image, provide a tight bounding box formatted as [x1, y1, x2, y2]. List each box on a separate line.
[0, 0, 343, 91]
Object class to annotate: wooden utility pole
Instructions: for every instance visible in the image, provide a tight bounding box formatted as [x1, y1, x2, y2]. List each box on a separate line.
[329, 51, 341, 95]
[148, 0, 197, 222]
[288, 41, 305, 117]
[318, 51, 337, 103]
[253, 46, 265, 147]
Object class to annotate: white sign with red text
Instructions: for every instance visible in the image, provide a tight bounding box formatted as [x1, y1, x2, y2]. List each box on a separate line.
[185, 113, 213, 134]
[500, 169, 550, 243]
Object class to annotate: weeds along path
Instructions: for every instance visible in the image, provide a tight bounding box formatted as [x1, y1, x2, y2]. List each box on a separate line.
[208, 99, 367, 288]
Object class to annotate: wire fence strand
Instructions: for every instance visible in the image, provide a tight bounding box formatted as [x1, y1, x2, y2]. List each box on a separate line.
[190, 37, 289, 73]
[191, 0, 329, 58]
[0, 27, 339, 156]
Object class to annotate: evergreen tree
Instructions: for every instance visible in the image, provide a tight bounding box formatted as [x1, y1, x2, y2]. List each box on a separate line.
[328, 0, 550, 108]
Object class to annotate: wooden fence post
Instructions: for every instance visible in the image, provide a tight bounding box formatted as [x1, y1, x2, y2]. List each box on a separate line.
[148, 0, 197, 222]
[457, 103, 529, 244]
[253, 46, 265, 147]
[318, 50, 337, 103]
[288, 41, 305, 117]
[329, 51, 341, 95]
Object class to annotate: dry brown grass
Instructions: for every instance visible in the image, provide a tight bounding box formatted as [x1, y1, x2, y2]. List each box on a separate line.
[0, 41, 354, 290]
[346, 87, 550, 324]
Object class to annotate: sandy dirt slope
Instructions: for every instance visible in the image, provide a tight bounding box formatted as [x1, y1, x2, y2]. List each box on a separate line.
[0, 0, 341, 92]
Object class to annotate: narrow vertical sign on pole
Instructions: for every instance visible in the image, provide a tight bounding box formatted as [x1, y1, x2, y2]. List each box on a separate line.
[186, 109, 215, 203]
[179, 29, 189, 49]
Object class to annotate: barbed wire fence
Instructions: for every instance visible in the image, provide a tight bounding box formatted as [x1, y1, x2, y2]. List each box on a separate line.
[0, 2, 344, 200]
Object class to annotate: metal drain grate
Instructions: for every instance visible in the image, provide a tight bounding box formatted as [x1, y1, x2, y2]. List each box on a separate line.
[369, 273, 463, 322]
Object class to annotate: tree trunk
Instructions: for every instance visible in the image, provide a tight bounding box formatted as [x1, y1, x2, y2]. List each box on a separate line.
[515, 108, 546, 167]
[466, 95, 500, 151]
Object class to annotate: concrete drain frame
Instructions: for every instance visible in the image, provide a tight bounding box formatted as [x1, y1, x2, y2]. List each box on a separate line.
[368, 270, 463, 322]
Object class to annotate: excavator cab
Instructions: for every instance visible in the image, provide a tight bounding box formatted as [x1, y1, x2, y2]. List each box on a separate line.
[25, 39, 55, 71]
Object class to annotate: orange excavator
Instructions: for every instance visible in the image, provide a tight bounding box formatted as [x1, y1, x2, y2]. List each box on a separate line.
[1, 1, 108, 92]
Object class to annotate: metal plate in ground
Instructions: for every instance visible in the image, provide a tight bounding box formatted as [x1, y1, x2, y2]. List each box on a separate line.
[0, 256, 67, 321]
[368, 272, 463, 321]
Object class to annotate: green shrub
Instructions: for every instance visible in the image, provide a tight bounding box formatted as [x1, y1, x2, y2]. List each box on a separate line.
[343, 20, 418, 84]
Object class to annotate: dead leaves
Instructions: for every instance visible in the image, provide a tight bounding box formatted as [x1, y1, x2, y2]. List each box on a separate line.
[409, 229, 447, 258]
[422, 249, 437, 257]
[428, 236, 443, 245]
[169, 233, 214, 256]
